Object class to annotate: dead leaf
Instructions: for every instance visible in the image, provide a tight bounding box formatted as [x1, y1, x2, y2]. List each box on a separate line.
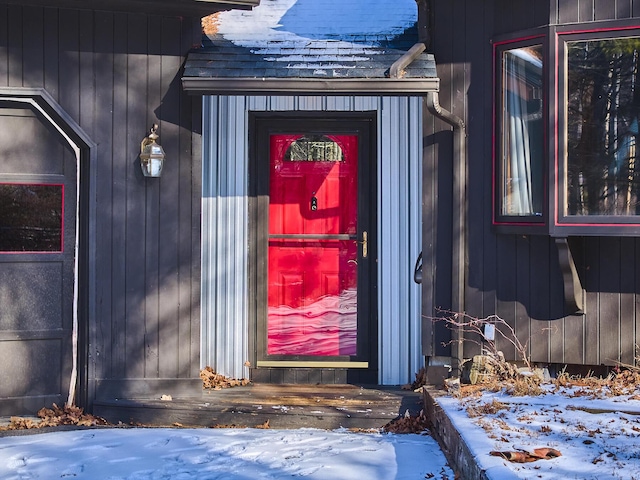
[532, 447, 562, 459]
[255, 419, 270, 429]
[490, 448, 561, 463]
[490, 451, 539, 463]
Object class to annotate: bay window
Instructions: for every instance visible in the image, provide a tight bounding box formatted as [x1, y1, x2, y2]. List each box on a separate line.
[494, 24, 640, 235]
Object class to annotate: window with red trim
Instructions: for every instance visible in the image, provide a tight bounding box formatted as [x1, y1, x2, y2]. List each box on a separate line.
[0, 184, 63, 252]
[557, 31, 640, 234]
[495, 41, 545, 224]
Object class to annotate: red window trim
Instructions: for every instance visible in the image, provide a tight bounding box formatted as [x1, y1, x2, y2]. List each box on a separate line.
[0, 182, 65, 254]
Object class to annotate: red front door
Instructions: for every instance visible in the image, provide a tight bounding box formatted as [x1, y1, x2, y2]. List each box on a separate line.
[268, 134, 359, 356]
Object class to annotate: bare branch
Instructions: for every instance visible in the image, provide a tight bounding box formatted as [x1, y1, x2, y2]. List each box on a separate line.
[429, 309, 532, 370]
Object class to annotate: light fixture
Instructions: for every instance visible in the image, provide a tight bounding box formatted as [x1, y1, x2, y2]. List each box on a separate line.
[139, 124, 166, 177]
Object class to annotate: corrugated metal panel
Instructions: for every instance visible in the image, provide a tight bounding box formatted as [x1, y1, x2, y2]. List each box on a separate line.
[408, 97, 424, 380]
[377, 97, 423, 384]
[201, 96, 249, 379]
[202, 95, 423, 384]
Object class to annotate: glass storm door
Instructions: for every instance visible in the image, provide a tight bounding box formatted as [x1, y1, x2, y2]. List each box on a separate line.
[252, 116, 376, 380]
[267, 134, 359, 356]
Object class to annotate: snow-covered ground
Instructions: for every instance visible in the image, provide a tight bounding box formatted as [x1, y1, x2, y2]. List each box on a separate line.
[3, 384, 640, 479]
[0, 427, 453, 479]
[438, 384, 640, 479]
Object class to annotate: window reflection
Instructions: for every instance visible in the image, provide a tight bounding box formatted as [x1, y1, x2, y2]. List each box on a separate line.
[0, 184, 63, 252]
[567, 37, 640, 216]
[500, 45, 544, 217]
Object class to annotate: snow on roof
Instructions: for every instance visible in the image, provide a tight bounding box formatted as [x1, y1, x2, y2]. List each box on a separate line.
[217, 0, 418, 45]
[183, 0, 437, 85]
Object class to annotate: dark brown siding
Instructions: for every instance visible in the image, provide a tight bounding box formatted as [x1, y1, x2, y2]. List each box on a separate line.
[551, 0, 640, 23]
[428, 0, 640, 367]
[0, 4, 203, 403]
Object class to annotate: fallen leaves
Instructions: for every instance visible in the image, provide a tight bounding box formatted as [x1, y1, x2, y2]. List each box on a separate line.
[200, 366, 250, 390]
[1, 404, 110, 431]
[201, 13, 221, 35]
[383, 409, 431, 434]
[490, 447, 562, 463]
[465, 399, 509, 418]
[552, 368, 640, 398]
[403, 367, 428, 391]
[209, 419, 270, 430]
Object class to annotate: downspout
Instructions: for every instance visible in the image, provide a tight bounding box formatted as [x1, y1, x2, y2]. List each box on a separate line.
[425, 91, 466, 375]
[389, 44, 467, 375]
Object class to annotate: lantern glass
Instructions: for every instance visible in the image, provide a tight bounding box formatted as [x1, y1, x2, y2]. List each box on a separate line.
[140, 139, 165, 177]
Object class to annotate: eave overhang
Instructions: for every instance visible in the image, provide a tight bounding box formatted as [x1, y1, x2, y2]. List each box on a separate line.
[0, 0, 259, 16]
[181, 77, 440, 96]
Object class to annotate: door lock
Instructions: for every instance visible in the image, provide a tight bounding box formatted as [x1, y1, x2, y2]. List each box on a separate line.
[310, 195, 318, 211]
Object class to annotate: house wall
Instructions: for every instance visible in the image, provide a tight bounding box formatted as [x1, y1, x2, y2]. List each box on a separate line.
[0, 4, 204, 405]
[201, 95, 423, 385]
[428, 0, 640, 367]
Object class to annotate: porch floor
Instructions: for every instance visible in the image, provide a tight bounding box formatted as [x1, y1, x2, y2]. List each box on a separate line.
[92, 384, 423, 430]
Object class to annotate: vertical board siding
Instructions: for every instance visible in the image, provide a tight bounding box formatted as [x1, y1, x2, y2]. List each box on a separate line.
[553, 0, 640, 23]
[110, 11, 128, 379]
[202, 95, 423, 384]
[0, 6, 203, 396]
[93, 11, 114, 383]
[431, 0, 640, 368]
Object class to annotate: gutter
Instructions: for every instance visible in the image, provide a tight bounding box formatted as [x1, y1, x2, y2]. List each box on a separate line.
[0, 0, 259, 16]
[181, 77, 440, 97]
[390, 44, 467, 374]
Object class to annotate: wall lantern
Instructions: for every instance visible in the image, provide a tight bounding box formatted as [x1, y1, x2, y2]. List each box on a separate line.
[139, 124, 165, 177]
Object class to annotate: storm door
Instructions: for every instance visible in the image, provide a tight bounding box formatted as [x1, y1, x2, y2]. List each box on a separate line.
[0, 101, 77, 414]
[251, 115, 377, 383]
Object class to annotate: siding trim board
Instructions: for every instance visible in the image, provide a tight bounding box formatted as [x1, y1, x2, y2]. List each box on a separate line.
[201, 95, 424, 385]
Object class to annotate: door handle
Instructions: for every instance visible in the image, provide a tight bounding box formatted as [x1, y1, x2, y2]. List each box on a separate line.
[360, 231, 368, 259]
[413, 251, 423, 284]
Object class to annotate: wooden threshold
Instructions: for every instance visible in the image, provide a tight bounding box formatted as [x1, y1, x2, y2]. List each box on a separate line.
[256, 361, 369, 368]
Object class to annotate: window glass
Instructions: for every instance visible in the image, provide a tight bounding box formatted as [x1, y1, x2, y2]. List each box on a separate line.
[500, 45, 544, 217]
[285, 135, 344, 162]
[567, 37, 640, 216]
[0, 184, 63, 252]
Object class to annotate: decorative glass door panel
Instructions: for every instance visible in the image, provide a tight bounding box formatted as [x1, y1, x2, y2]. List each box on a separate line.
[268, 134, 359, 356]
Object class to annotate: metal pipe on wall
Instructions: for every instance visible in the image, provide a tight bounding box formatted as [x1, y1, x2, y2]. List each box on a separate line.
[389, 42, 467, 374]
[425, 91, 466, 374]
